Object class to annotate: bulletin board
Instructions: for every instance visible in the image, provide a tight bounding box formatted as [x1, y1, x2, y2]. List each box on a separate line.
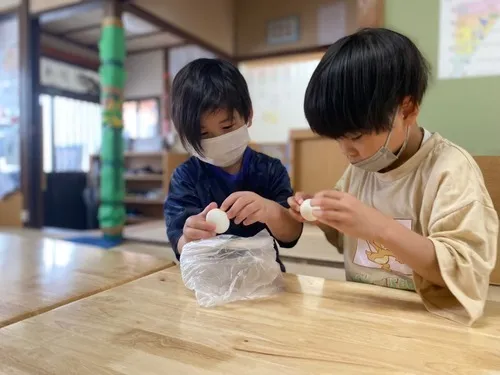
[238, 52, 323, 143]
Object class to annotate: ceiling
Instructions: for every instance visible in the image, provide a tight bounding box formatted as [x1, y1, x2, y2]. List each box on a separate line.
[39, 2, 185, 53]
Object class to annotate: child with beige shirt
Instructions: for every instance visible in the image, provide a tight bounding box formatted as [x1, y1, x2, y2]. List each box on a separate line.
[288, 28, 499, 326]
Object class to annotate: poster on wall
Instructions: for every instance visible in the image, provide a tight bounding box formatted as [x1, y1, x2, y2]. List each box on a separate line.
[438, 0, 500, 79]
[317, 1, 347, 45]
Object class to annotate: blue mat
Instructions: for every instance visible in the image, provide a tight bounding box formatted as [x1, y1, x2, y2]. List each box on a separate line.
[65, 236, 123, 249]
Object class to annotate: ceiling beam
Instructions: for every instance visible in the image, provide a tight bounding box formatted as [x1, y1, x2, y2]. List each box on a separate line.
[37, 0, 104, 24]
[236, 45, 329, 63]
[123, 3, 234, 62]
[41, 30, 99, 52]
[41, 45, 100, 71]
[0, 7, 18, 18]
[128, 42, 186, 56]
[126, 30, 164, 41]
[64, 23, 102, 36]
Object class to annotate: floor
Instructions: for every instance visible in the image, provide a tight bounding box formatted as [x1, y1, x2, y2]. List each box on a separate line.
[13, 223, 500, 303]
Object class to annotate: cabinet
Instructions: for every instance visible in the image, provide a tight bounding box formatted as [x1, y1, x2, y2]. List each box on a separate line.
[88, 151, 189, 224]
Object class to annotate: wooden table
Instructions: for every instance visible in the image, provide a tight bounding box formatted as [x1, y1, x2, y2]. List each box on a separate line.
[0, 232, 173, 328]
[1, 267, 500, 374]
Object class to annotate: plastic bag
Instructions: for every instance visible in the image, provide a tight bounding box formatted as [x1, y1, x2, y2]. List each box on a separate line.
[180, 230, 284, 307]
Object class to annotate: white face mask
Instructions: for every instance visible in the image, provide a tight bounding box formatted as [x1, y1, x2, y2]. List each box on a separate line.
[192, 125, 250, 167]
[352, 125, 410, 172]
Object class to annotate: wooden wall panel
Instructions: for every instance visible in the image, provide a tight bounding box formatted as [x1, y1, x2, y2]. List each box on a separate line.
[0, 192, 23, 227]
[289, 129, 348, 194]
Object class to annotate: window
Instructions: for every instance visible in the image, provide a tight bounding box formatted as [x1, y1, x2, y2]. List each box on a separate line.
[0, 15, 20, 194]
[41, 94, 160, 172]
[41, 94, 101, 173]
[123, 98, 159, 140]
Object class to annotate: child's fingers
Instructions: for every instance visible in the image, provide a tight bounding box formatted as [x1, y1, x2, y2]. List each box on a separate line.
[220, 192, 245, 212]
[288, 208, 305, 222]
[200, 202, 218, 217]
[294, 192, 310, 205]
[310, 197, 342, 211]
[226, 197, 252, 220]
[313, 214, 341, 232]
[313, 190, 343, 200]
[287, 196, 300, 211]
[242, 212, 259, 226]
[184, 227, 216, 241]
[186, 216, 216, 232]
[234, 204, 259, 225]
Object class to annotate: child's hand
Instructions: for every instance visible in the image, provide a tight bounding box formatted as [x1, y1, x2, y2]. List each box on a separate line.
[311, 190, 391, 242]
[183, 202, 218, 242]
[220, 192, 275, 226]
[287, 192, 313, 222]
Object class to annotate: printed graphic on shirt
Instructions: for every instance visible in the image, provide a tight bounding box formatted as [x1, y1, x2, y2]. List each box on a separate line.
[349, 272, 416, 291]
[353, 219, 413, 276]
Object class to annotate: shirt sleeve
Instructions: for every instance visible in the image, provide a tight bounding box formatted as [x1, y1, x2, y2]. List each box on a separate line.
[267, 159, 303, 248]
[414, 160, 499, 326]
[164, 165, 202, 260]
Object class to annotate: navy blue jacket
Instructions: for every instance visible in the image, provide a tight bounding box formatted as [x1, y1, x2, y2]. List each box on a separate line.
[164, 148, 302, 271]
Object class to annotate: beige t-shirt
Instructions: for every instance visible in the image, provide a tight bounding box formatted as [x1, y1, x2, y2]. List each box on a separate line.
[333, 132, 499, 326]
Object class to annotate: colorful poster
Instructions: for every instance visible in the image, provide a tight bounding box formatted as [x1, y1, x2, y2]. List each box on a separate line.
[438, 0, 500, 79]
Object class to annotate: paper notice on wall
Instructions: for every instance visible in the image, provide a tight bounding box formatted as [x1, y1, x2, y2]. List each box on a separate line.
[317, 1, 347, 45]
[438, 0, 500, 79]
[239, 56, 321, 143]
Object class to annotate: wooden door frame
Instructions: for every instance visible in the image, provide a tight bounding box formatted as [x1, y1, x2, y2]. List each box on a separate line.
[19, 0, 43, 227]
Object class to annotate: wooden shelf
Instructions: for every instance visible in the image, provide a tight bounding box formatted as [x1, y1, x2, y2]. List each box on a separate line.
[124, 196, 164, 205]
[89, 151, 189, 226]
[125, 216, 157, 225]
[91, 151, 163, 159]
[124, 151, 163, 158]
[125, 174, 163, 182]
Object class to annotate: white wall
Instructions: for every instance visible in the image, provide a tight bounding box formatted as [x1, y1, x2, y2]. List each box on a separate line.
[125, 50, 164, 99]
[31, 0, 81, 13]
[0, 0, 83, 13]
[0, 0, 19, 11]
[168, 44, 216, 81]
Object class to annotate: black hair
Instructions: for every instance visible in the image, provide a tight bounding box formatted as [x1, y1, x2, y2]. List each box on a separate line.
[170, 58, 252, 154]
[304, 28, 431, 139]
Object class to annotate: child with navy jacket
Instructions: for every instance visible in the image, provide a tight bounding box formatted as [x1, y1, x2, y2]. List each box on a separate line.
[164, 58, 303, 271]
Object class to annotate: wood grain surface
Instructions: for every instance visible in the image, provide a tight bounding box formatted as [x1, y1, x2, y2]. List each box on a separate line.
[0, 232, 173, 328]
[1, 266, 500, 374]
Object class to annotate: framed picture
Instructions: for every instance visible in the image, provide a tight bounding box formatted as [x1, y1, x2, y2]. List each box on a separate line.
[267, 16, 300, 45]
